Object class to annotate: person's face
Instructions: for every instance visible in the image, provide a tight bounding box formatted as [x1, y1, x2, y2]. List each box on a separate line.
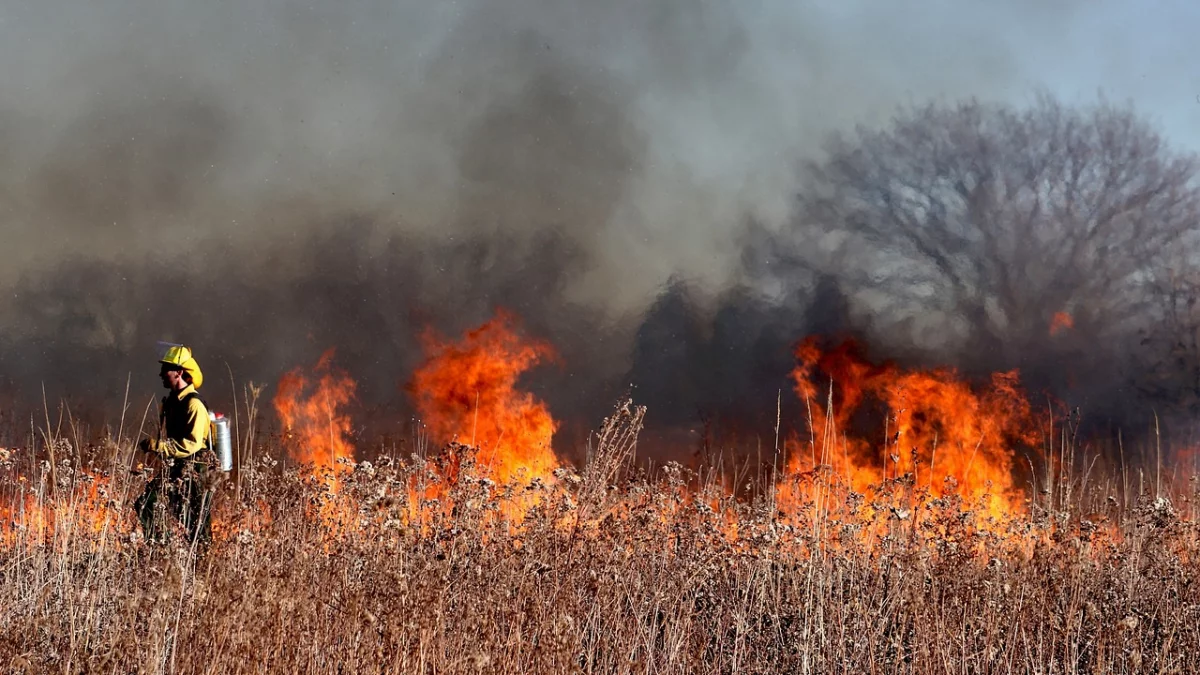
[160, 364, 184, 390]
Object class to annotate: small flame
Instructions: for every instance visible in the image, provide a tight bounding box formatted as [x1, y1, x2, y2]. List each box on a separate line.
[1050, 311, 1074, 336]
[1, 472, 123, 550]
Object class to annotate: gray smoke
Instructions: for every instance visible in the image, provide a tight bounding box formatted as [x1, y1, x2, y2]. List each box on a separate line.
[0, 0, 1116, 440]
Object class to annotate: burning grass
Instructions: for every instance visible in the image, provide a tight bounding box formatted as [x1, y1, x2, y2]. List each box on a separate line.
[4, 318, 1200, 672]
[2, 405, 1200, 674]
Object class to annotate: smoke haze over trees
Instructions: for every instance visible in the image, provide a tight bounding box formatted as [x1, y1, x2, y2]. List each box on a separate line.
[748, 97, 1200, 431]
[630, 97, 1200, 447]
[3, 0, 1200, 452]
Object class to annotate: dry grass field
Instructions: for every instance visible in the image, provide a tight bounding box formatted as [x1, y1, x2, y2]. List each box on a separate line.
[2, 399, 1199, 675]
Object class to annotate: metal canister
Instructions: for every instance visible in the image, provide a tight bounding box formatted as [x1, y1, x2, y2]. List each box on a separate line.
[210, 413, 234, 472]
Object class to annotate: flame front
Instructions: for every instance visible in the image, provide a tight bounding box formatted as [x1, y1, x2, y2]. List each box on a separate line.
[0, 319, 1087, 559]
[786, 337, 1036, 522]
[409, 311, 559, 485]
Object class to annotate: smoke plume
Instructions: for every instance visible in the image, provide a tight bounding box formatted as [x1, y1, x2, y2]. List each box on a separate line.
[1, 0, 1131, 448]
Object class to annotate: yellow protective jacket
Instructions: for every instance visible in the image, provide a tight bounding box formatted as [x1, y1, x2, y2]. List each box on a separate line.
[153, 384, 211, 459]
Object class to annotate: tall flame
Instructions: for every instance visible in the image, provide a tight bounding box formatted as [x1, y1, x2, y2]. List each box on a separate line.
[273, 349, 357, 474]
[787, 337, 1037, 521]
[409, 311, 559, 485]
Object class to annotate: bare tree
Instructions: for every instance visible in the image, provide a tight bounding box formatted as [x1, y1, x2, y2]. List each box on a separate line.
[787, 95, 1200, 367]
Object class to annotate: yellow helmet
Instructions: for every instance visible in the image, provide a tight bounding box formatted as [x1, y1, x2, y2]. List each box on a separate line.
[160, 344, 204, 389]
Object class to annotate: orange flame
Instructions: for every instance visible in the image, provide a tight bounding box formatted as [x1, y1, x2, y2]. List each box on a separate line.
[273, 349, 357, 473]
[1, 472, 121, 550]
[273, 350, 359, 534]
[1050, 311, 1074, 336]
[786, 337, 1037, 522]
[409, 311, 559, 485]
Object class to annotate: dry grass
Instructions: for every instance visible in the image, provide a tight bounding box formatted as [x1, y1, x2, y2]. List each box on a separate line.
[2, 403, 1200, 674]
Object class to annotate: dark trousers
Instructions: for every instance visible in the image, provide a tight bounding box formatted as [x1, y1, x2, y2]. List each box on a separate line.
[135, 456, 213, 547]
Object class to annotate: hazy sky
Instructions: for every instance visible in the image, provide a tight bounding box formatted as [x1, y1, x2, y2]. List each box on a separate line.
[1009, 1, 1200, 148]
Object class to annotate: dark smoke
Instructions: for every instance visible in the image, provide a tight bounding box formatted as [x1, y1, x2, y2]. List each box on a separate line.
[625, 273, 856, 454]
[2, 222, 627, 436]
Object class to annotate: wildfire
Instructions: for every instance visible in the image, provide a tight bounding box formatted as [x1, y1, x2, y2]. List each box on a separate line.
[786, 337, 1037, 522]
[273, 349, 359, 533]
[273, 349, 357, 473]
[1, 471, 125, 550]
[409, 311, 559, 486]
[0, 315, 1076, 558]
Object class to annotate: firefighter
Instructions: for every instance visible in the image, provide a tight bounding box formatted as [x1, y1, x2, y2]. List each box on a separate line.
[135, 345, 214, 547]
